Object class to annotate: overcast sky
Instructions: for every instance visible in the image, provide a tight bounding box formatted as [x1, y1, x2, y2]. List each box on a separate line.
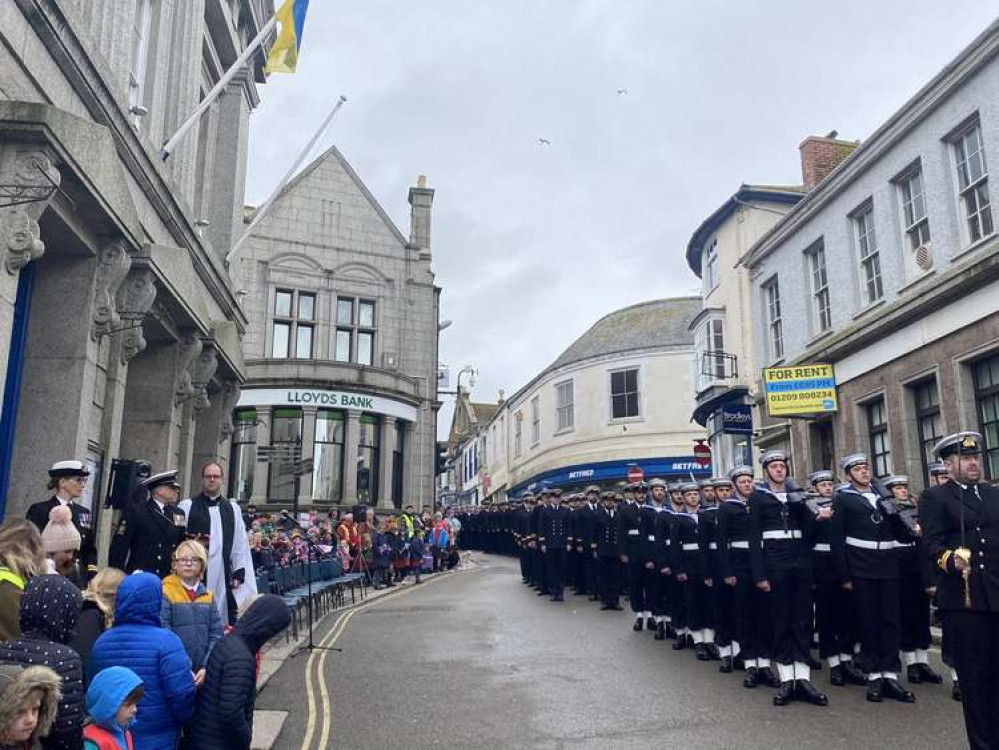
[245, 2, 998, 439]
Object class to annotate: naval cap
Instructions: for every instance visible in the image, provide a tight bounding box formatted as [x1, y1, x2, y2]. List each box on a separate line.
[883, 475, 909, 489]
[927, 462, 949, 476]
[840, 453, 869, 473]
[141, 469, 181, 491]
[933, 431, 983, 459]
[808, 470, 834, 485]
[728, 466, 754, 481]
[679, 482, 700, 493]
[48, 460, 89, 478]
[648, 478, 668, 489]
[711, 477, 733, 488]
[760, 450, 789, 468]
[585, 485, 601, 495]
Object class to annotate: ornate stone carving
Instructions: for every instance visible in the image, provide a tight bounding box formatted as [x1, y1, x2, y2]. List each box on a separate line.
[218, 382, 242, 439]
[92, 240, 131, 340]
[175, 333, 203, 404]
[191, 345, 218, 412]
[0, 148, 60, 273]
[117, 269, 157, 363]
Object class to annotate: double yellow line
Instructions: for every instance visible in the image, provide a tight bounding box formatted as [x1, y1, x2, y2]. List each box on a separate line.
[299, 569, 473, 750]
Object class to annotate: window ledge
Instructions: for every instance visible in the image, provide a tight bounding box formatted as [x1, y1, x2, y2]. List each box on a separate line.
[949, 233, 997, 264]
[894, 268, 937, 296]
[553, 427, 574, 437]
[852, 298, 887, 321]
[807, 329, 835, 347]
[609, 416, 645, 426]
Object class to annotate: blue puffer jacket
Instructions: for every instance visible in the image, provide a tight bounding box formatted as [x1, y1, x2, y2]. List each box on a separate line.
[88, 573, 196, 750]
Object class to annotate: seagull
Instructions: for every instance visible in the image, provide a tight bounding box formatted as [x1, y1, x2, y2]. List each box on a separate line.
[537, 138, 552, 146]
[617, 88, 628, 95]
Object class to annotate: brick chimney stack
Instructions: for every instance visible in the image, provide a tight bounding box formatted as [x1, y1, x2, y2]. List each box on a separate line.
[408, 174, 434, 260]
[799, 132, 860, 190]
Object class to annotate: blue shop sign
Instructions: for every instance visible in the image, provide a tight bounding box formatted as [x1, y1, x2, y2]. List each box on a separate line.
[721, 404, 753, 435]
[513, 456, 711, 496]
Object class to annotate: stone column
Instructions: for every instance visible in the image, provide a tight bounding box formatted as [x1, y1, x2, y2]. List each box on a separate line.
[298, 405, 318, 508]
[250, 406, 272, 505]
[192, 380, 239, 479]
[342, 410, 361, 506]
[377, 416, 397, 509]
[402, 420, 417, 510]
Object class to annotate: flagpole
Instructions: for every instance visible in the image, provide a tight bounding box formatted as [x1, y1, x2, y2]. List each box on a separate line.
[225, 95, 348, 264]
[160, 15, 278, 160]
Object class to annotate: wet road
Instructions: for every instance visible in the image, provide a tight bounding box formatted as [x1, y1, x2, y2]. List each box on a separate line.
[259, 554, 968, 749]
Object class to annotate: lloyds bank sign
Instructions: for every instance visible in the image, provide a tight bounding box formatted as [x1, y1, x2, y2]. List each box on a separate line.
[237, 388, 418, 422]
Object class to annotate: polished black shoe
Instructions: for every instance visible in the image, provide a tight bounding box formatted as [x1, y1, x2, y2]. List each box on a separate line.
[695, 643, 711, 661]
[663, 623, 676, 639]
[654, 621, 666, 641]
[758, 666, 781, 688]
[719, 656, 733, 674]
[672, 637, 688, 651]
[866, 678, 884, 703]
[829, 665, 845, 687]
[841, 661, 868, 686]
[906, 664, 922, 684]
[882, 677, 916, 703]
[916, 663, 944, 684]
[952, 681, 963, 702]
[743, 667, 759, 688]
[796, 679, 829, 706]
[706, 644, 721, 661]
[633, 618, 644, 631]
[806, 654, 823, 671]
[646, 616, 656, 630]
[773, 681, 795, 706]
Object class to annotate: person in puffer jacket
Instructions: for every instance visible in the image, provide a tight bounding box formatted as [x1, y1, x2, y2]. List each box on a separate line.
[83, 666, 143, 750]
[0, 575, 83, 750]
[188, 595, 290, 750]
[88, 573, 195, 750]
[0, 663, 61, 750]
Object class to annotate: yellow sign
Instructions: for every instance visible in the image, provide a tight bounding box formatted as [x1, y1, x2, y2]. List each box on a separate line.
[763, 364, 838, 417]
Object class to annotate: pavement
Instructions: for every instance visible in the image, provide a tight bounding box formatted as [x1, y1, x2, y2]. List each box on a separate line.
[254, 554, 968, 749]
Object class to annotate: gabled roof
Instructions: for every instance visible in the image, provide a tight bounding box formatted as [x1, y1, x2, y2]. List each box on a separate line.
[685, 184, 805, 276]
[470, 402, 500, 423]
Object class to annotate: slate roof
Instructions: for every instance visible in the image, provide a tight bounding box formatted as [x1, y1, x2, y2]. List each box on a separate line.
[470, 402, 500, 423]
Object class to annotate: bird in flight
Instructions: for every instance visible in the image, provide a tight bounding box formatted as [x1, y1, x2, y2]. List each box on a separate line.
[537, 138, 552, 146]
[617, 88, 628, 95]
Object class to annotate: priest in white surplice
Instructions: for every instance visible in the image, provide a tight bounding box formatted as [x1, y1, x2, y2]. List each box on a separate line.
[178, 461, 257, 625]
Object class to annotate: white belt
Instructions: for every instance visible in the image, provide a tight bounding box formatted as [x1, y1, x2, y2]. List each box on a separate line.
[762, 530, 802, 540]
[628, 529, 640, 536]
[812, 543, 831, 552]
[647, 535, 655, 541]
[708, 542, 717, 550]
[895, 542, 915, 549]
[664, 540, 671, 546]
[845, 536, 896, 551]
[729, 541, 749, 549]
[682, 543, 699, 551]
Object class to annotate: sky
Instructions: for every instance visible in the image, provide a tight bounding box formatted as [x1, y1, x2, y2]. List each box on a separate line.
[245, 2, 999, 439]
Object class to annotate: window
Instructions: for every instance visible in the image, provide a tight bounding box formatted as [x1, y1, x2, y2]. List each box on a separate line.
[866, 398, 891, 478]
[391, 422, 405, 508]
[268, 408, 302, 502]
[530, 396, 541, 445]
[129, 0, 153, 124]
[271, 289, 315, 358]
[974, 355, 999, 479]
[229, 410, 257, 502]
[514, 412, 523, 457]
[610, 368, 640, 419]
[954, 123, 994, 244]
[806, 242, 831, 334]
[694, 318, 726, 392]
[703, 239, 719, 294]
[899, 168, 931, 251]
[913, 379, 943, 485]
[763, 276, 783, 361]
[334, 297, 376, 366]
[356, 415, 381, 503]
[855, 206, 883, 304]
[555, 380, 574, 432]
[312, 410, 345, 503]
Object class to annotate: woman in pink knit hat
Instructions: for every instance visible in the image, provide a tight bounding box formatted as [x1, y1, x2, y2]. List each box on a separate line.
[41, 505, 82, 589]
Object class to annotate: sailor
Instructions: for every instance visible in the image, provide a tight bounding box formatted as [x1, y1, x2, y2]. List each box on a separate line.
[595, 491, 623, 611]
[539, 489, 571, 602]
[638, 481, 660, 631]
[707, 477, 734, 666]
[618, 483, 648, 630]
[696, 481, 722, 662]
[830, 454, 915, 704]
[748, 450, 829, 706]
[530, 490, 549, 595]
[27, 460, 99, 581]
[927, 461, 951, 487]
[580, 486, 602, 601]
[925, 459, 962, 700]
[108, 469, 187, 578]
[655, 482, 683, 641]
[919, 431, 999, 749]
[646, 479, 669, 636]
[671, 483, 707, 656]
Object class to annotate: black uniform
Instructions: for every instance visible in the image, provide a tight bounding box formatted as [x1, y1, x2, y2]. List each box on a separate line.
[920, 479, 999, 748]
[811, 499, 857, 665]
[26, 498, 98, 578]
[895, 502, 934, 658]
[108, 497, 188, 578]
[618, 500, 646, 615]
[671, 511, 706, 636]
[596, 506, 622, 608]
[540, 503, 572, 600]
[699, 504, 727, 649]
[578, 501, 600, 598]
[654, 507, 676, 628]
[530, 503, 546, 592]
[639, 503, 661, 620]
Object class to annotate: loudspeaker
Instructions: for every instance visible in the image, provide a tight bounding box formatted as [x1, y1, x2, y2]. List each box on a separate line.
[104, 459, 152, 509]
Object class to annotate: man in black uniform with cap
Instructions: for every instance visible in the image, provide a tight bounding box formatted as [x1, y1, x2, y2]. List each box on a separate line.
[920, 431, 999, 749]
[109, 469, 188, 578]
[596, 491, 623, 610]
[579, 486, 601, 600]
[618, 483, 646, 630]
[540, 489, 571, 602]
[27, 460, 99, 580]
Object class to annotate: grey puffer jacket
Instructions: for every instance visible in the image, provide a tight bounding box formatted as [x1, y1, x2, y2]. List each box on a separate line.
[0, 663, 61, 750]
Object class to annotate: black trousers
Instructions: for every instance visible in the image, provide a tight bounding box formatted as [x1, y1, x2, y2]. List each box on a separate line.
[571, 550, 585, 592]
[670, 577, 687, 629]
[650, 570, 668, 617]
[899, 575, 932, 651]
[767, 565, 813, 665]
[683, 578, 709, 631]
[853, 578, 901, 674]
[545, 548, 567, 598]
[814, 578, 857, 658]
[732, 573, 762, 659]
[640, 565, 658, 614]
[585, 554, 599, 596]
[519, 547, 529, 582]
[627, 559, 647, 613]
[533, 549, 545, 591]
[713, 578, 733, 646]
[598, 556, 622, 606]
[942, 610, 999, 750]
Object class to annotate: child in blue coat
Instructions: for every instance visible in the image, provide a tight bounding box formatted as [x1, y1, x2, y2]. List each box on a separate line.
[84, 666, 143, 750]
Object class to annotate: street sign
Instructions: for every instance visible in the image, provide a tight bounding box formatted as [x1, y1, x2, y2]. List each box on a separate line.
[627, 466, 644, 483]
[763, 364, 838, 417]
[693, 441, 712, 468]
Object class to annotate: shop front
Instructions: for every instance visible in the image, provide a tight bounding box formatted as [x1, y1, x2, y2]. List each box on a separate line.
[509, 456, 712, 498]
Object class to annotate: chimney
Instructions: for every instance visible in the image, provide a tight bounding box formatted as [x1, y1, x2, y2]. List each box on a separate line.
[408, 174, 435, 260]
[498, 389, 505, 405]
[799, 132, 860, 190]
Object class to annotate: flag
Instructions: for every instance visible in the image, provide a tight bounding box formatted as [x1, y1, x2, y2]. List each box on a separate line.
[265, 0, 310, 74]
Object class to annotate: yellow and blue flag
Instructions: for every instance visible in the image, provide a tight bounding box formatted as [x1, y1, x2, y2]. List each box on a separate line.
[265, 0, 310, 74]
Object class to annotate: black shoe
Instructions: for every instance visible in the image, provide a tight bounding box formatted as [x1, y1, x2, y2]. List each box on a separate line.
[719, 656, 733, 674]
[733, 655, 745, 671]
[807, 655, 822, 671]
[646, 617, 656, 630]
[695, 644, 711, 661]
[829, 665, 845, 687]
[672, 637, 688, 651]
[773, 681, 795, 706]
[916, 663, 943, 684]
[952, 681, 962, 702]
[599, 604, 615, 611]
[841, 661, 868, 686]
[654, 621, 666, 641]
[610, 604, 624, 611]
[758, 666, 781, 688]
[685, 634, 696, 649]
[633, 617, 643, 631]
[866, 678, 884, 703]
[882, 677, 916, 703]
[536, 590, 547, 596]
[796, 679, 829, 706]
[743, 667, 759, 688]
[907, 664, 922, 684]
[707, 644, 721, 661]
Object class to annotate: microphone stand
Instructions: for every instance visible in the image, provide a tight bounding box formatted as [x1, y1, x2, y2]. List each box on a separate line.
[288, 519, 342, 657]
